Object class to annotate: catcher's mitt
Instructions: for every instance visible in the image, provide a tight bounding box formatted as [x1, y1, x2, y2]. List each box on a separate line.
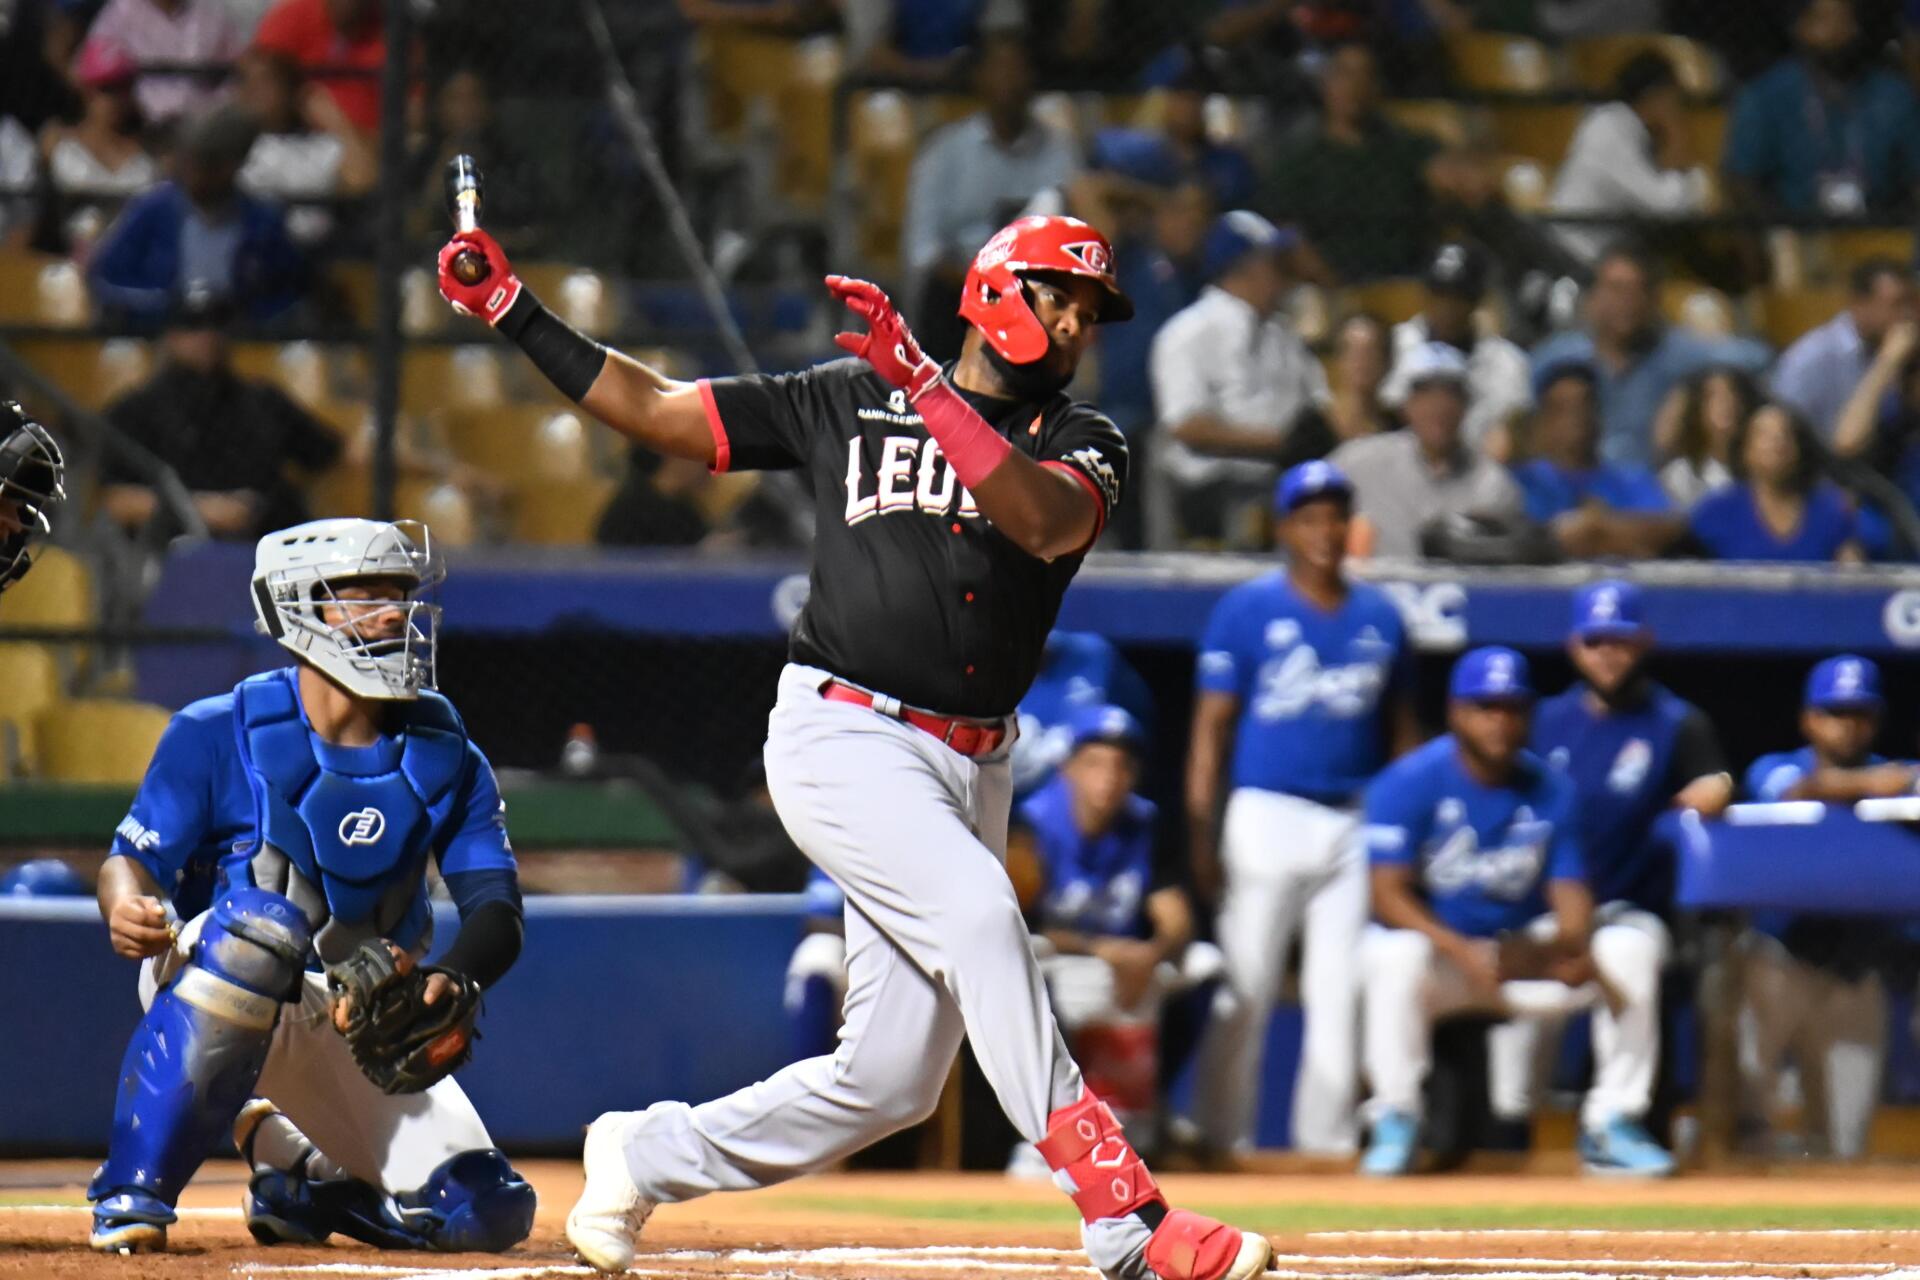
[325, 940, 479, 1095]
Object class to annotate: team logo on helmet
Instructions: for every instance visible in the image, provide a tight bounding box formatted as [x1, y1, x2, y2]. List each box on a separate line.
[1063, 240, 1112, 275]
[976, 225, 1020, 271]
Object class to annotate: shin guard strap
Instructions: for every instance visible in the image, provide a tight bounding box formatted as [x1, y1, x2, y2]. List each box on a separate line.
[1035, 1092, 1163, 1223]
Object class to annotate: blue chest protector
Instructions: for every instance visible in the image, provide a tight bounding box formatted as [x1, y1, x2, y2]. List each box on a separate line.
[231, 670, 469, 964]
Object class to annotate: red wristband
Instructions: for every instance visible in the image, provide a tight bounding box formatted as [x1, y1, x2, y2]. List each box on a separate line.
[911, 376, 1012, 491]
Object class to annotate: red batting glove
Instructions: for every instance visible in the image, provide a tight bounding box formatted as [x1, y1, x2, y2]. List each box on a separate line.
[437, 228, 523, 326]
[827, 275, 941, 401]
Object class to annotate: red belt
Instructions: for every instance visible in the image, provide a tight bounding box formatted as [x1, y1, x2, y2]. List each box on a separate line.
[821, 681, 1008, 759]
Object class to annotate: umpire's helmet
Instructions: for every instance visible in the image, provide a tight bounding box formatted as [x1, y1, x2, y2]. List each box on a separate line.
[960, 215, 1133, 365]
[0, 401, 66, 596]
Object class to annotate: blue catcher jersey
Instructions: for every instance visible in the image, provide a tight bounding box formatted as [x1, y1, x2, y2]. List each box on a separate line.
[113, 668, 516, 955]
[1017, 772, 1159, 938]
[1531, 682, 1720, 914]
[1012, 631, 1153, 795]
[1197, 572, 1410, 804]
[1364, 737, 1584, 938]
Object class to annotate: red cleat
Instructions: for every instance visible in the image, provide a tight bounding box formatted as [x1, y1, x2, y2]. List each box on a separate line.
[1143, 1209, 1272, 1280]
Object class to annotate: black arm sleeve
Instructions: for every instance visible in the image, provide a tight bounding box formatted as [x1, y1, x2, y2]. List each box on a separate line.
[496, 288, 609, 404]
[435, 897, 523, 991]
[1667, 706, 1729, 794]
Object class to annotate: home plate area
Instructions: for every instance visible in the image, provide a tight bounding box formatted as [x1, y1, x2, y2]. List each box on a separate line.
[7, 1165, 1920, 1280]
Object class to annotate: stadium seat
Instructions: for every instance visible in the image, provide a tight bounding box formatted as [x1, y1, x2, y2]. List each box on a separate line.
[228, 340, 333, 407]
[327, 261, 377, 327]
[512, 477, 615, 545]
[37, 698, 171, 784]
[1812, 228, 1916, 280]
[849, 90, 917, 274]
[514, 265, 622, 338]
[8, 338, 151, 410]
[0, 643, 62, 775]
[0, 252, 89, 327]
[439, 405, 548, 482]
[401, 346, 508, 415]
[1384, 100, 1475, 149]
[1502, 158, 1554, 213]
[697, 28, 800, 139]
[0, 545, 94, 632]
[394, 478, 477, 545]
[1566, 35, 1723, 97]
[1689, 105, 1728, 166]
[1343, 278, 1427, 326]
[1761, 287, 1848, 348]
[1490, 103, 1585, 165]
[1446, 32, 1559, 95]
[1660, 281, 1736, 338]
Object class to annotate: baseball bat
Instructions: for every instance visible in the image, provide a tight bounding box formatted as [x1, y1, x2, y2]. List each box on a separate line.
[444, 155, 489, 287]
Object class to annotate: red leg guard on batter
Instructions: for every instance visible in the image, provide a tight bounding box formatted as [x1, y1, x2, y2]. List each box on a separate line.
[1034, 1090, 1164, 1224]
[1144, 1209, 1253, 1280]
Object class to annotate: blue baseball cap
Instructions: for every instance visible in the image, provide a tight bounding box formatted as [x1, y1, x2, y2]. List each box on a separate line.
[1067, 703, 1146, 756]
[1449, 646, 1533, 703]
[1203, 210, 1297, 282]
[1571, 579, 1647, 642]
[1, 857, 88, 897]
[1275, 460, 1353, 515]
[1805, 654, 1882, 712]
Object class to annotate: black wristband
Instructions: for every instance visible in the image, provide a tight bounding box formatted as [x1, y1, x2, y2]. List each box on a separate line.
[436, 899, 524, 991]
[497, 289, 607, 403]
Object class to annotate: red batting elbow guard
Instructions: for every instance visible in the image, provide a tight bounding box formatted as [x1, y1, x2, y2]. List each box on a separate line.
[1035, 1090, 1164, 1224]
[910, 376, 1013, 492]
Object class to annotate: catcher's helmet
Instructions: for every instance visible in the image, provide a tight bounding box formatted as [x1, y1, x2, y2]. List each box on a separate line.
[959, 215, 1133, 365]
[0, 401, 66, 595]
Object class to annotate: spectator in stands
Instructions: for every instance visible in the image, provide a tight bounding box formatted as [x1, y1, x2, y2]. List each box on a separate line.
[75, 0, 244, 126]
[38, 42, 156, 254]
[1147, 210, 1327, 548]
[1027, 0, 1197, 90]
[1382, 242, 1531, 458]
[1653, 366, 1760, 509]
[252, 0, 385, 133]
[595, 448, 710, 548]
[1282, 312, 1398, 462]
[1515, 361, 1683, 559]
[1741, 654, 1911, 1159]
[408, 68, 536, 252]
[675, 0, 837, 32]
[842, 0, 1024, 84]
[0, 0, 79, 137]
[1331, 341, 1524, 560]
[1260, 41, 1439, 282]
[232, 49, 372, 244]
[1085, 54, 1254, 212]
[101, 292, 340, 539]
[1689, 402, 1862, 561]
[900, 29, 1079, 359]
[0, 114, 41, 249]
[1550, 51, 1714, 268]
[1530, 242, 1769, 468]
[87, 103, 306, 325]
[1772, 259, 1917, 441]
[1725, 0, 1920, 219]
[1831, 311, 1920, 551]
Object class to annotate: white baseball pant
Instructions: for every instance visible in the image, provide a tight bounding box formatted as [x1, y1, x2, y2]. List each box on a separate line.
[1737, 932, 1884, 1159]
[140, 915, 494, 1192]
[1192, 788, 1366, 1155]
[619, 664, 1085, 1202]
[1361, 906, 1668, 1132]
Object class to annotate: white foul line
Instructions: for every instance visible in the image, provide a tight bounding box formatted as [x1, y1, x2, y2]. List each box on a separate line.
[1311, 1230, 1920, 1240]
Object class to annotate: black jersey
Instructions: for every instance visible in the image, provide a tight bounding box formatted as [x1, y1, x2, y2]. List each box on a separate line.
[700, 358, 1128, 719]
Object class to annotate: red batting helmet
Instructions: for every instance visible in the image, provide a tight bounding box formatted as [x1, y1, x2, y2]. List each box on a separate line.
[959, 215, 1133, 365]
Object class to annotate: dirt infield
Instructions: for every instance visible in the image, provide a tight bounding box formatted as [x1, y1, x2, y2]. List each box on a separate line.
[9, 1162, 1920, 1279]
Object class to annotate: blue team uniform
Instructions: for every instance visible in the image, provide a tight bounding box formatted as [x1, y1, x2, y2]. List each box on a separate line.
[1364, 737, 1585, 938]
[89, 667, 532, 1254]
[1197, 572, 1410, 805]
[1018, 772, 1159, 939]
[1012, 631, 1152, 795]
[1531, 683, 1722, 914]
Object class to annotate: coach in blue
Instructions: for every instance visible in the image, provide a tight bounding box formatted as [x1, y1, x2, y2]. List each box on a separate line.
[1358, 647, 1673, 1178]
[86, 518, 535, 1255]
[1532, 581, 1732, 917]
[1187, 460, 1420, 1156]
[1739, 655, 1910, 1160]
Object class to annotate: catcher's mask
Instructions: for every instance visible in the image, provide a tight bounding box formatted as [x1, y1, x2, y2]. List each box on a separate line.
[0, 402, 66, 595]
[251, 518, 443, 700]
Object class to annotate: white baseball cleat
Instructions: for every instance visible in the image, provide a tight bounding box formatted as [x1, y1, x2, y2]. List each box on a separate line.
[566, 1111, 656, 1274]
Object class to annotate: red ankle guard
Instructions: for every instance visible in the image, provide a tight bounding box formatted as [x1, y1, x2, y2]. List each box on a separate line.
[1145, 1209, 1250, 1280]
[1034, 1091, 1164, 1223]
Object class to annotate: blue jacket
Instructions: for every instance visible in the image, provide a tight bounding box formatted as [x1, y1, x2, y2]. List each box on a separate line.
[88, 182, 306, 324]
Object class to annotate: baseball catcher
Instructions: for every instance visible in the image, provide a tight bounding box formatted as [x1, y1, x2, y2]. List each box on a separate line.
[0, 399, 66, 594]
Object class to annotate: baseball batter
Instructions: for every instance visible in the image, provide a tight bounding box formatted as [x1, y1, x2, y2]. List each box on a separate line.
[1186, 461, 1417, 1156]
[438, 215, 1270, 1280]
[86, 519, 536, 1254]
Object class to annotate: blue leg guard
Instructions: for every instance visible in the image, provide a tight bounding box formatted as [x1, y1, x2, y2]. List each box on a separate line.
[398, 1149, 538, 1253]
[88, 887, 309, 1244]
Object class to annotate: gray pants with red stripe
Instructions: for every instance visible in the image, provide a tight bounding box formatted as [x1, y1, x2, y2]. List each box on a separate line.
[617, 663, 1086, 1202]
